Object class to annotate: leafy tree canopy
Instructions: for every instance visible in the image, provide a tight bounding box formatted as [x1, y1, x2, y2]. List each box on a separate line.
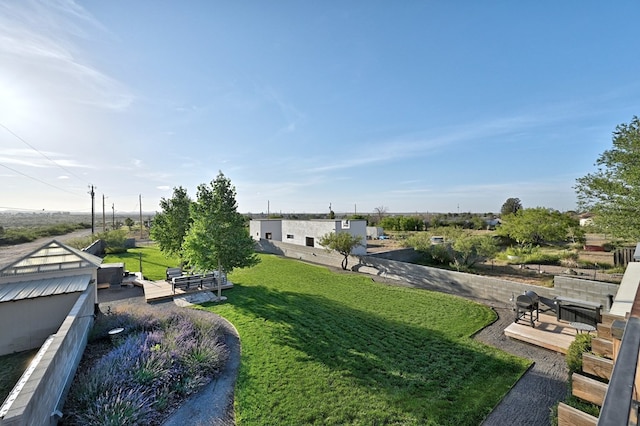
[575, 116, 640, 240]
[380, 215, 424, 232]
[500, 198, 523, 216]
[404, 228, 498, 271]
[182, 172, 259, 277]
[319, 232, 363, 270]
[150, 186, 193, 260]
[496, 207, 582, 246]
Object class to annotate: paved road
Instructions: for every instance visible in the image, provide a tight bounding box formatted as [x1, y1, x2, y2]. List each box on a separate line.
[0, 229, 93, 268]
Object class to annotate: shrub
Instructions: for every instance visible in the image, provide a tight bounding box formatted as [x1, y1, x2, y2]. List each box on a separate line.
[566, 334, 592, 374]
[525, 252, 560, 265]
[66, 306, 228, 424]
[559, 251, 579, 268]
[98, 229, 129, 254]
[75, 387, 156, 426]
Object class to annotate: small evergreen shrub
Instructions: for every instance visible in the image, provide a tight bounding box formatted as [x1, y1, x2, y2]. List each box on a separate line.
[566, 334, 592, 374]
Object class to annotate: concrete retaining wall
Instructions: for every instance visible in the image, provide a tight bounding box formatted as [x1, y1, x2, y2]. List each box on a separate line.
[0, 285, 95, 426]
[553, 276, 619, 310]
[368, 248, 421, 263]
[83, 239, 104, 256]
[256, 239, 617, 308]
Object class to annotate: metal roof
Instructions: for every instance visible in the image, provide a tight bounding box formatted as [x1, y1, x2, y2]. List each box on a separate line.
[0, 240, 102, 277]
[0, 274, 91, 302]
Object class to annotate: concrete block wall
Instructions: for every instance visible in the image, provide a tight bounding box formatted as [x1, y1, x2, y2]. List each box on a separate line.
[359, 255, 555, 304]
[256, 239, 617, 308]
[0, 286, 95, 426]
[368, 248, 421, 263]
[553, 276, 619, 310]
[256, 239, 345, 270]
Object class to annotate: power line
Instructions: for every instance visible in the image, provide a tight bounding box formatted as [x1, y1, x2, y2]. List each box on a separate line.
[0, 162, 83, 197]
[0, 122, 89, 183]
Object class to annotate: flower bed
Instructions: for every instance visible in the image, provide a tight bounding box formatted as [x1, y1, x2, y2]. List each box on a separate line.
[63, 305, 229, 425]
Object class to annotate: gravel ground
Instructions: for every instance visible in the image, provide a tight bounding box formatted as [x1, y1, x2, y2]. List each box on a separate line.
[474, 303, 568, 426]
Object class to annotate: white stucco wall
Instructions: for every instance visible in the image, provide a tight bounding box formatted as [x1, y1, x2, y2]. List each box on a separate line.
[0, 292, 82, 355]
[282, 219, 367, 255]
[249, 219, 283, 242]
[250, 219, 367, 255]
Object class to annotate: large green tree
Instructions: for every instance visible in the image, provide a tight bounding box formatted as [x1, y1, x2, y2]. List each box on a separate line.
[182, 172, 259, 300]
[150, 186, 193, 262]
[496, 207, 582, 246]
[575, 116, 640, 240]
[319, 232, 363, 270]
[500, 197, 522, 216]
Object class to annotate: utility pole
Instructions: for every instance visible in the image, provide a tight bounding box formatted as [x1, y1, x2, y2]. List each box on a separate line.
[88, 185, 95, 235]
[112, 203, 115, 229]
[102, 194, 106, 232]
[139, 194, 143, 240]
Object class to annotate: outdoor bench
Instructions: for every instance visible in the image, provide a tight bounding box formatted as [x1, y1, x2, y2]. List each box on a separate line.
[171, 273, 217, 293]
[166, 267, 182, 282]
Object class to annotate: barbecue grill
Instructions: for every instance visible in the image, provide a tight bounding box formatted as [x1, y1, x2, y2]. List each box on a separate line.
[515, 292, 539, 328]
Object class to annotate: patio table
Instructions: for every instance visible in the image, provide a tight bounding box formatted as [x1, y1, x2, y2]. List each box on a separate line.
[570, 322, 596, 335]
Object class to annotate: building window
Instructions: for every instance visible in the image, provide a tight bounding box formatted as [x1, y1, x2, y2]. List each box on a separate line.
[265, 233, 272, 240]
[305, 237, 314, 247]
[286, 234, 294, 239]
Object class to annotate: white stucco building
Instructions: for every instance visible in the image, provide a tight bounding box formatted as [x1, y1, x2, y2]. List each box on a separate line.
[250, 219, 367, 255]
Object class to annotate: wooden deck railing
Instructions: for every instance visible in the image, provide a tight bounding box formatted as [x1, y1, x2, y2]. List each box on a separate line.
[557, 269, 640, 425]
[596, 282, 640, 425]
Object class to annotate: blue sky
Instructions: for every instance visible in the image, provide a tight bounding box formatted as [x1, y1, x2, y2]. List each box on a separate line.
[1, 1, 639, 215]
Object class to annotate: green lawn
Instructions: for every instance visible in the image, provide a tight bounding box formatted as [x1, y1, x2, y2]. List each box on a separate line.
[200, 254, 530, 426]
[103, 245, 180, 281]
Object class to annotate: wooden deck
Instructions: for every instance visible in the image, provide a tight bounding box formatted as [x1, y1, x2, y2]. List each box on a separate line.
[504, 312, 579, 354]
[138, 279, 234, 303]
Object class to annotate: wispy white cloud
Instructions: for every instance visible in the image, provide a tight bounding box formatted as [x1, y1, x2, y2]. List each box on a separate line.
[0, 148, 89, 169]
[0, 0, 133, 111]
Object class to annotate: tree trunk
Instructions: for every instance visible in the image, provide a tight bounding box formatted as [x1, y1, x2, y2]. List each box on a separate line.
[217, 258, 222, 300]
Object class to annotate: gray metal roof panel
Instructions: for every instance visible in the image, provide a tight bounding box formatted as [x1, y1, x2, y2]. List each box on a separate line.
[0, 274, 91, 302]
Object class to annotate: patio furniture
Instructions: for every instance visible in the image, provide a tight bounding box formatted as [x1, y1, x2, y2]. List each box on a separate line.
[570, 322, 596, 335]
[515, 294, 539, 328]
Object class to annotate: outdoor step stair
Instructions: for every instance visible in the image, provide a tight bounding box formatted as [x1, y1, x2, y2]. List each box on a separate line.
[571, 373, 607, 406]
[557, 402, 597, 426]
[582, 353, 613, 380]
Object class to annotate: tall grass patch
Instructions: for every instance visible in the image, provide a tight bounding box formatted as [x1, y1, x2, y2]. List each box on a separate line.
[203, 254, 530, 425]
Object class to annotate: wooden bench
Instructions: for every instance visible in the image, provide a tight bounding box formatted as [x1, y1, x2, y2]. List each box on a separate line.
[166, 267, 182, 282]
[171, 273, 217, 293]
